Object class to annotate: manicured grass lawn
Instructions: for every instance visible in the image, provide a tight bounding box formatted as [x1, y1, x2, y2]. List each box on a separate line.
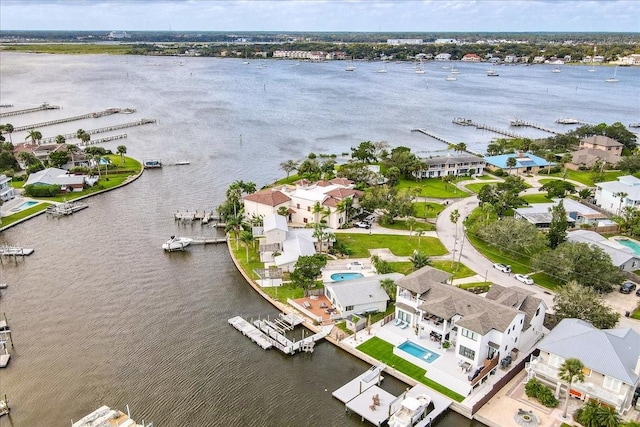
[262, 284, 305, 303]
[0, 202, 52, 228]
[357, 337, 465, 402]
[457, 282, 490, 290]
[413, 202, 445, 219]
[521, 193, 553, 204]
[464, 182, 491, 194]
[475, 174, 499, 181]
[431, 260, 476, 279]
[529, 272, 562, 292]
[380, 219, 435, 232]
[230, 240, 264, 280]
[396, 178, 468, 199]
[337, 233, 447, 257]
[543, 169, 623, 186]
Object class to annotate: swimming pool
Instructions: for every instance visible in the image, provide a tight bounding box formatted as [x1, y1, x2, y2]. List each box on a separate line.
[617, 238, 640, 256]
[330, 272, 364, 281]
[11, 201, 39, 212]
[398, 341, 441, 363]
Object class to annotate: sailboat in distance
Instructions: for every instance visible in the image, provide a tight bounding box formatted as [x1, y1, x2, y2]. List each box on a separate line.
[605, 66, 619, 83]
[588, 46, 596, 72]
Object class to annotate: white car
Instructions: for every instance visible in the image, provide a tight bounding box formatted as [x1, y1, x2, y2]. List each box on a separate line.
[347, 261, 364, 270]
[492, 263, 511, 273]
[354, 221, 371, 229]
[514, 274, 534, 285]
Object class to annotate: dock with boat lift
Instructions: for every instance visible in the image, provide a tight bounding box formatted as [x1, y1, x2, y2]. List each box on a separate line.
[228, 316, 273, 350]
[0, 102, 60, 118]
[174, 210, 225, 226]
[510, 119, 559, 134]
[46, 201, 88, 217]
[411, 129, 453, 145]
[0, 314, 13, 369]
[453, 117, 525, 139]
[0, 246, 34, 258]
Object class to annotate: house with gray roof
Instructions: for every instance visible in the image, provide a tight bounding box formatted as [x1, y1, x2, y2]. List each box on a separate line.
[526, 318, 640, 414]
[324, 273, 402, 317]
[514, 199, 607, 228]
[567, 229, 639, 271]
[394, 266, 546, 396]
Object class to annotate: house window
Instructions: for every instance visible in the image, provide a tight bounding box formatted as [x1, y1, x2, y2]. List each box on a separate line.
[459, 345, 475, 360]
[307, 206, 310, 211]
[549, 354, 564, 368]
[535, 308, 540, 316]
[345, 305, 354, 311]
[297, 204, 300, 209]
[397, 311, 412, 323]
[582, 367, 591, 377]
[603, 376, 622, 393]
[303, 218, 308, 224]
[461, 328, 478, 341]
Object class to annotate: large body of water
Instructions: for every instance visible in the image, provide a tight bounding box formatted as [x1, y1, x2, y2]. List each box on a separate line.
[0, 53, 638, 426]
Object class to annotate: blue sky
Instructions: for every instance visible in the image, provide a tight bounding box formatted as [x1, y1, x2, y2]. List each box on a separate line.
[0, 0, 637, 33]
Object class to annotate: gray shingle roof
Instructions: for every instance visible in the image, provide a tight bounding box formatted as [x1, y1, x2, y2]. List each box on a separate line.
[326, 273, 403, 308]
[395, 266, 453, 295]
[538, 318, 640, 385]
[485, 284, 545, 329]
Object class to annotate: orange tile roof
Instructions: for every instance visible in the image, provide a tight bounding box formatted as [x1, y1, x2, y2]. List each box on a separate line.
[243, 190, 291, 206]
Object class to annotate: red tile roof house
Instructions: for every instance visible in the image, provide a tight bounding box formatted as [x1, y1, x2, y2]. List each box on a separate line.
[243, 178, 363, 229]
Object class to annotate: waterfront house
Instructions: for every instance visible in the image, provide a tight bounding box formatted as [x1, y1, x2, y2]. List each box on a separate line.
[595, 175, 640, 214]
[324, 273, 401, 318]
[24, 167, 93, 192]
[484, 151, 553, 174]
[243, 178, 362, 230]
[566, 229, 639, 271]
[434, 53, 452, 61]
[394, 266, 546, 396]
[0, 175, 15, 202]
[568, 135, 624, 170]
[461, 53, 482, 62]
[415, 154, 486, 178]
[514, 199, 607, 228]
[526, 318, 640, 414]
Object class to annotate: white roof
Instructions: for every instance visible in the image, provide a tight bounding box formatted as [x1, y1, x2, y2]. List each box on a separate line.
[596, 176, 640, 201]
[537, 318, 640, 385]
[25, 167, 85, 186]
[274, 230, 316, 266]
[263, 213, 288, 233]
[515, 199, 605, 218]
[567, 230, 637, 266]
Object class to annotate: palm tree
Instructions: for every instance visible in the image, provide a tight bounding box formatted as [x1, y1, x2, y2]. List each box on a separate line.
[25, 129, 42, 145]
[406, 217, 417, 239]
[312, 201, 323, 224]
[558, 357, 585, 419]
[55, 134, 66, 144]
[224, 212, 245, 250]
[239, 230, 254, 262]
[312, 224, 324, 253]
[506, 156, 517, 175]
[614, 191, 628, 215]
[3, 123, 14, 143]
[545, 152, 556, 175]
[380, 278, 396, 301]
[116, 145, 127, 166]
[410, 251, 431, 271]
[415, 229, 425, 246]
[595, 404, 620, 427]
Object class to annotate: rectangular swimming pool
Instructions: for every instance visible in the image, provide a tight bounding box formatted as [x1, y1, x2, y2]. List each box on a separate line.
[397, 341, 440, 364]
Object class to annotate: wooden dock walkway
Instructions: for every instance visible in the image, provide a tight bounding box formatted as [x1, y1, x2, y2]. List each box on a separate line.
[411, 129, 453, 145]
[510, 119, 558, 134]
[190, 237, 227, 245]
[80, 134, 127, 146]
[453, 117, 525, 139]
[0, 246, 34, 257]
[174, 210, 222, 225]
[46, 201, 88, 217]
[12, 108, 137, 132]
[0, 103, 60, 118]
[228, 316, 273, 350]
[38, 119, 156, 144]
[0, 104, 14, 108]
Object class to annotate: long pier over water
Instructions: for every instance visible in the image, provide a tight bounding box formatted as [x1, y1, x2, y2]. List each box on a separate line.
[12, 108, 136, 132]
[453, 117, 525, 139]
[38, 119, 156, 144]
[0, 103, 60, 118]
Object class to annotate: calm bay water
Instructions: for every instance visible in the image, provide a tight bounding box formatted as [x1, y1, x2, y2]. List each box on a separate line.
[0, 52, 637, 426]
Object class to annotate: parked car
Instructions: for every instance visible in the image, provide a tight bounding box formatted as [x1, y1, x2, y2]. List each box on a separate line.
[620, 281, 637, 294]
[354, 221, 370, 229]
[636, 287, 640, 297]
[493, 263, 511, 273]
[347, 261, 364, 270]
[514, 274, 534, 285]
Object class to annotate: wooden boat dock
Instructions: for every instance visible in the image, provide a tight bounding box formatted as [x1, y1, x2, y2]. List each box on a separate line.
[38, 119, 156, 144]
[0, 102, 60, 118]
[46, 201, 88, 217]
[0, 246, 34, 257]
[453, 117, 525, 139]
[510, 119, 558, 134]
[411, 129, 453, 145]
[190, 236, 228, 245]
[12, 108, 137, 132]
[0, 316, 12, 369]
[174, 210, 224, 226]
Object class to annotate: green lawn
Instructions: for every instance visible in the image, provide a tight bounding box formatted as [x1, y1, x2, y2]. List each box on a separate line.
[542, 169, 624, 186]
[464, 182, 491, 194]
[413, 202, 445, 219]
[337, 233, 447, 257]
[379, 219, 435, 232]
[262, 284, 305, 303]
[521, 193, 553, 204]
[396, 178, 468, 199]
[356, 337, 465, 402]
[386, 260, 474, 279]
[0, 202, 52, 228]
[529, 272, 562, 292]
[230, 240, 264, 280]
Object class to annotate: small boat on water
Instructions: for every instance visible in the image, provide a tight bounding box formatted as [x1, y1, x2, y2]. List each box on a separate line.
[0, 395, 9, 417]
[445, 74, 457, 81]
[629, 123, 640, 128]
[486, 69, 499, 77]
[72, 405, 153, 427]
[556, 118, 581, 124]
[552, 67, 561, 73]
[387, 393, 432, 427]
[605, 66, 619, 83]
[143, 160, 163, 169]
[162, 235, 193, 252]
[415, 67, 425, 74]
[450, 68, 460, 74]
[345, 65, 356, 71]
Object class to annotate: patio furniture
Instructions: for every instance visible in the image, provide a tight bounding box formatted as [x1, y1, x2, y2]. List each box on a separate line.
[400, 321, 409, 329]
[319, 302, 327, 309]
[394, 318, 402, 326]
[303, 301, 311, 309]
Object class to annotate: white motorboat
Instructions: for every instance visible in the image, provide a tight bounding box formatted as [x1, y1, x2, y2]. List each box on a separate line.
[445, 74, 457, 81]
[345, 65, 356, 71]
[486, 69, 499, 76]
[72, 405, 153, 427]
[162, 236, 193, 252]
[415, 67, 425, 74]
[388, 393, 432, 427]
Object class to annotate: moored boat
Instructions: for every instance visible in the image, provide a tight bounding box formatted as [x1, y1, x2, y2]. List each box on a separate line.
[387, 393, 432, 427]
[486, 69, 499, 76]
[72, 405, 152, 427]
[162, 235, 193, 252]
[143, 160, 163, 169]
